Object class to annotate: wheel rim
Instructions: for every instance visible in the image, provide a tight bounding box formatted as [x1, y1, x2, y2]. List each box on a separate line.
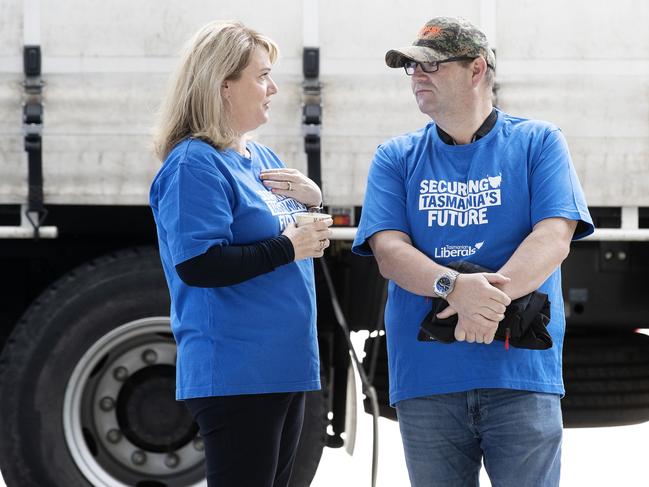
[63, 317, 206, 487]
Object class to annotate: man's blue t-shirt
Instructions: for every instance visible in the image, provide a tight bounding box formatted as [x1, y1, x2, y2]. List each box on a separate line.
[150, 138, 320, 399]
[352, 110, 594, 406]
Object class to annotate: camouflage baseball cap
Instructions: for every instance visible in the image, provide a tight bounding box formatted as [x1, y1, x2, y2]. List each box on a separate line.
[385, 17, 496, 70]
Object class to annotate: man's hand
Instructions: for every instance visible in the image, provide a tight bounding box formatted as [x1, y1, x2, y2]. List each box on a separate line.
[437, 273, 511, 344]
[368, 231, 508, 344]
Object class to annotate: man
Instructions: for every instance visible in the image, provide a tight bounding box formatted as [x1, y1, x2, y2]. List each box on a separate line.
[352, 17, 594, 486]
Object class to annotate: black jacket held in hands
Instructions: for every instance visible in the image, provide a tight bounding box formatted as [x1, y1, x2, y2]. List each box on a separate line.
[417, 261, 553, 350]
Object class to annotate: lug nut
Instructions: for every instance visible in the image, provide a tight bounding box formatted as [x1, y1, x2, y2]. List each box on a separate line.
[193, 437, 204, 452]
[142, 349, 158, 364]
[113, 366, 129, 381]
[617, 251, 627, 261]
[604, 251, 613, 260]
[165, 453, 180, 469]
[99, 397, 115, 412]
[131, 450, 147, 466]
[106, 429, 122, 444]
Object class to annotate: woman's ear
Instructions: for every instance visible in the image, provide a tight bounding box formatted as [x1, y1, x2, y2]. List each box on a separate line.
[221, 80, 230, 98]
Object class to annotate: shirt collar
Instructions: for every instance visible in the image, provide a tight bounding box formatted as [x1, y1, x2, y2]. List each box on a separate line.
[436, 108, 498, 145]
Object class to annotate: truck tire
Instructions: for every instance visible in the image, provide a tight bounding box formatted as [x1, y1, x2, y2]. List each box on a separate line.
[562, 330, 649, 427]
[0, 247, 326, 487]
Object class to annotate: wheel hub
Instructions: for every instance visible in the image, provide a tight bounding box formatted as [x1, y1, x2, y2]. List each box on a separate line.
[63, 318, 206, 487]
[117, 364, 198, 452]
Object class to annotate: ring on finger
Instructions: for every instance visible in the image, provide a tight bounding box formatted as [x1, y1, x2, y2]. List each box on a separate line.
[286, 181, 292, 191]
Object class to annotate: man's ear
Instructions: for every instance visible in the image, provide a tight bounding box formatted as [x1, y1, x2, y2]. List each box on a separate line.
[471, 57, 488, 87]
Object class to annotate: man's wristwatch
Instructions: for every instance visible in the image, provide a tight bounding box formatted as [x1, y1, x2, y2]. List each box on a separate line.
[433, 270, 459, 299]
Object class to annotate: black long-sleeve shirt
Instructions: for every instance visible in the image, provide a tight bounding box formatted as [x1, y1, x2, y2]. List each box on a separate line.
[175, 235, 295, 287]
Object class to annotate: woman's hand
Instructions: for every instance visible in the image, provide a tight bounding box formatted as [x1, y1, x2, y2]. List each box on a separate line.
[260, 168, 322, 208]
[282, 219, 333, 260]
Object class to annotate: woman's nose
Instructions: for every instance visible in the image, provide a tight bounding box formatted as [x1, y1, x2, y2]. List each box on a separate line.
[268, 77, 278, 95]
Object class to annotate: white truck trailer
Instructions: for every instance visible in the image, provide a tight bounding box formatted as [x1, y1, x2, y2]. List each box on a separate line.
[1, 0, 648, 486]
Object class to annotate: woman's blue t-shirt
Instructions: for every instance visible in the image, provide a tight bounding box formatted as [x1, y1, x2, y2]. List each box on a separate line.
[352, 111, 594, 406]
[150, 138, 320, 399]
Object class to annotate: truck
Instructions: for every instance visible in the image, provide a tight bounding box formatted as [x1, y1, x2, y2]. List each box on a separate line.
[1, 0, 648, 486]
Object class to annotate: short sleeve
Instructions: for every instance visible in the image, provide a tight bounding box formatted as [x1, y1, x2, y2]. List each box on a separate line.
[352, 145, 410, 256]
[156, 162, 235, 266]
[529, 129, 594, 240]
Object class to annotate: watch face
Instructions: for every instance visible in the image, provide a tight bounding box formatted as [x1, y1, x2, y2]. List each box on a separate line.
[436, 276, 452, 294]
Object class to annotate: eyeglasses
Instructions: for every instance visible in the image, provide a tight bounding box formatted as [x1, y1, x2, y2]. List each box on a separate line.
[403, 56, 479, 75]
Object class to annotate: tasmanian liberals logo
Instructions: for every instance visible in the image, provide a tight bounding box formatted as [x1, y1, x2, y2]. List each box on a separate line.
[434, 241, 485, 259]
[419, 174, 502, 227]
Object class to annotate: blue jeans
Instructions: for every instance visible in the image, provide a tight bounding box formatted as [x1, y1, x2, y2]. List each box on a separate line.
[396, 389, 562, 487]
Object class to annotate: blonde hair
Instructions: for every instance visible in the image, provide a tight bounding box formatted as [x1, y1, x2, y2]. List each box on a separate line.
[152, 21, 278, 160]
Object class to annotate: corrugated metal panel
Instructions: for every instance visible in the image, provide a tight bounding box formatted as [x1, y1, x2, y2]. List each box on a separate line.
[0, 0, 647, 206]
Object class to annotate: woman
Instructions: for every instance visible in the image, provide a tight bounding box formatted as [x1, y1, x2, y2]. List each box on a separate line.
[149, 21, 331, 487]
